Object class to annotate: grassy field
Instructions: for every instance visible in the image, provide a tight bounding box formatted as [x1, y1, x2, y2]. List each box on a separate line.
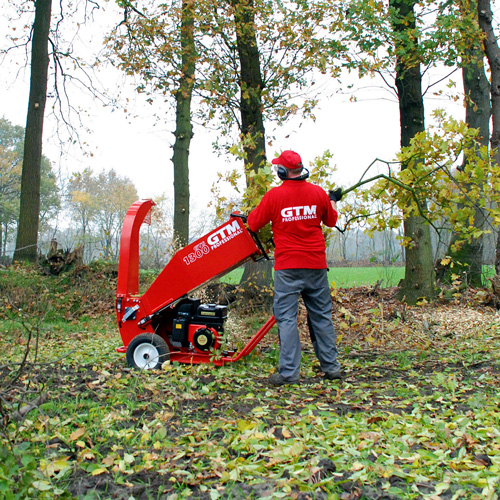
[141, 266, 405, 288]
[1, 264, 500, 499]
[223, 266, 406, 288]
[328, 266, 405, 288]
[222, 265, 497, 289]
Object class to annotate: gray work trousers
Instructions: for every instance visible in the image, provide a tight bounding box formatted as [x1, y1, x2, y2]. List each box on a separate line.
[273, 268, 340, 380]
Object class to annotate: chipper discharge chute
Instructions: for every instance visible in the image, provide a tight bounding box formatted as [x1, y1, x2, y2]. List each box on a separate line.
[116, 199, 276, 369]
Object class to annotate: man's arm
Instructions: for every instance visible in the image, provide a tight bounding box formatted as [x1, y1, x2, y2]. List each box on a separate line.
[247, 195, 270, 232]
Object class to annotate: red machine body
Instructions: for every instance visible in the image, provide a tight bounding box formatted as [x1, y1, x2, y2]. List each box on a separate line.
[116, 199, 276, 368]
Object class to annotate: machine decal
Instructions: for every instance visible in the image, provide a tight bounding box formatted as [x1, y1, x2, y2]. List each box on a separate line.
[207, 220, 242, 249]
[183, 241, 210, 266]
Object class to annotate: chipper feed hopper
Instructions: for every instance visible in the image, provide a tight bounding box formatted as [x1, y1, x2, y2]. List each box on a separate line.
[116, 199, 276, 369]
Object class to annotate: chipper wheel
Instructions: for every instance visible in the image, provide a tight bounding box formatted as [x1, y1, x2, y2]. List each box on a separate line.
[126, 333, 170, 370]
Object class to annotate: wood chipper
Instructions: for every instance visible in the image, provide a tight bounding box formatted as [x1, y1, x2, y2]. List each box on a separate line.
[115, 199, 276, 369]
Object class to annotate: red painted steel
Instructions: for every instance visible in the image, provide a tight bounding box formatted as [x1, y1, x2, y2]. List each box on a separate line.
[141, 216, 261, 314]
[167, 316, 276, 366]
[116, 199, 155, 297]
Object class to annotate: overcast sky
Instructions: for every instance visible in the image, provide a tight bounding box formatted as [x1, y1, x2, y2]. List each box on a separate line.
[0, 1, 464, 217]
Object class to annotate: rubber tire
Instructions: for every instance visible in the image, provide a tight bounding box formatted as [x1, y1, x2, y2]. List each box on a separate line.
[126, 333, 170, 370]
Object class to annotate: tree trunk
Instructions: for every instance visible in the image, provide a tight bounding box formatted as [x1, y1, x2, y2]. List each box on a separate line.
[446, 10, 490, 287]
[391, 0, 435, 304]
[172, 0, 196, 247]
[229, 0, 270, 290]
[13, 0, 52, 262]
[478, 0, 500, 277]
[496, 229, 500, 275]
[231, 0, 266, 175]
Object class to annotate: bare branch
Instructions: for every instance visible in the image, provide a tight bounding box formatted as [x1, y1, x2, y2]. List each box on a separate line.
[10, 393, 49, 422]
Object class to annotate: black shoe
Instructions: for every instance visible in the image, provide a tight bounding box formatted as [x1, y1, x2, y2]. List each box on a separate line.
[324, 371, 342, 380]
[269, 373, 300, 386]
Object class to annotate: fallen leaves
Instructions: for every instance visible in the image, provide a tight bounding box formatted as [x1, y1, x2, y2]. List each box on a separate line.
[3, 275, 500, 499]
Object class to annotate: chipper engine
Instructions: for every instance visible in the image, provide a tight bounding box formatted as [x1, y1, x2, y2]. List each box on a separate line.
[115, 199, 276, 369]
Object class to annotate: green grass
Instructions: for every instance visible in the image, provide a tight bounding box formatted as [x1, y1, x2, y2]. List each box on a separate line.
[222, 266, 405, 288]
[328, 266, 404, 288]
[222, 265, 497, 288]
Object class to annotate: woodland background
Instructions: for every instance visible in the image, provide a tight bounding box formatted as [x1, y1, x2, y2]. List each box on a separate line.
[2, 0, 500, 302]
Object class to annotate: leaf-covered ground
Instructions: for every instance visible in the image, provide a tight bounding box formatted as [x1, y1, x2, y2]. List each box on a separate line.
[1, 268, 500, 500]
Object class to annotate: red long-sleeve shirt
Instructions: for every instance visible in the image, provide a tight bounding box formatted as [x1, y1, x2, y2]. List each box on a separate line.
[247, 180, 338, 270]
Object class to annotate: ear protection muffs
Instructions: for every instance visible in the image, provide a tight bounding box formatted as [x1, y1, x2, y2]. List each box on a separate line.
[277, 165, 288, 179]
[277, 165, 310, 181]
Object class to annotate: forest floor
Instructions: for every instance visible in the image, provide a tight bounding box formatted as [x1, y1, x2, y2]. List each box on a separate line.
[1, 264, 500, 499]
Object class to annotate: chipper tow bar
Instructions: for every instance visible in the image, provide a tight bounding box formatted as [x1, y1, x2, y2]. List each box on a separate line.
[115, 199, 277, 369]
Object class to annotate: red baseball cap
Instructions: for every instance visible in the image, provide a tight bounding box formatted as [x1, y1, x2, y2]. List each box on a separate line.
[271, 150, 303, 169]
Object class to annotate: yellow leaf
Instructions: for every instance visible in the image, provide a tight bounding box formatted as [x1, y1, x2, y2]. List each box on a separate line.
[358, 432, 381, 442]
[339, 307, 352, 317]
[76, 440, 86, 448]
[69, 428, 85, 441]
[282, 427, 292, 439]
[290, 442, 303, 456]
[237, 420, 256, 432]
[399, 453, 420, 463]
[33, 480, 52, 491]
[40, 456, 71, 477]
[91, 468, 108, 476]
[102, 455, 116, 467]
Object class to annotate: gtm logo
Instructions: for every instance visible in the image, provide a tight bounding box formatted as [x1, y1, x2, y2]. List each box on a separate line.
[281, 205, 317, 218]
[207, 220, 241, 245]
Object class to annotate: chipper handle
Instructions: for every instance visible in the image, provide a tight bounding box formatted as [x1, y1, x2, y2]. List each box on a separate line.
[230, 212, 270, 262]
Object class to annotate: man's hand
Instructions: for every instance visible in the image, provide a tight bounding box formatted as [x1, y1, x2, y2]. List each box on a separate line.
[329, 188, 343, 202]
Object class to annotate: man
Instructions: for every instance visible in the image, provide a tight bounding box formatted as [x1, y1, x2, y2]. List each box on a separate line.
[247, 150, 342, 385]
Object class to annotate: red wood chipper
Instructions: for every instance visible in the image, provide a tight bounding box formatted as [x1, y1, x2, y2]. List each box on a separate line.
[115, 199, 276, 369]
